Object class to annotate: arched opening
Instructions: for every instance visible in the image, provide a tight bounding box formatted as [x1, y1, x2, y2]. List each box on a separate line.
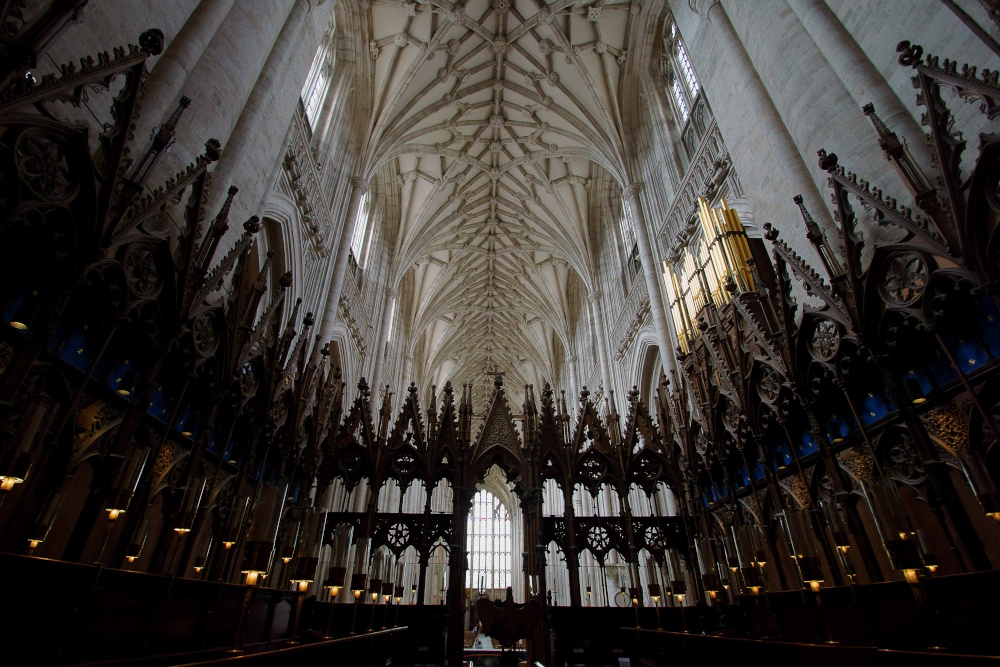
[465, 489, 511, 595]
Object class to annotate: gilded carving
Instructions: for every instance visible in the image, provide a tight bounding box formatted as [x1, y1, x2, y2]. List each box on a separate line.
[838, 448, 874, 487]
[922, 403, 969, 457]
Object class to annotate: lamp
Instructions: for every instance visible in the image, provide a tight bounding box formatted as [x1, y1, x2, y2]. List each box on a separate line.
[915, 528, 938, 574]
[695, 536, 721, 600]
[778, 509, 825, 592]
[381, 581, 394, 629]
[8, 291, 41, 330]
[349, 572, 367, 636]
[1, 397, 52, 492]
[648, 582, 662, 630]
[240, 483, 288, 584]
[960, 451, 1000, 521]
[27, 490, 63, 553]
[350, 537, 372, 635]
[173, 477, 206, 534]
[731, 524, 767, 593]
[222, 496, 250, 549]
[394, 585, 404, 628]
[123, 517, 149, 567]
[115, 367, 137, 396]
[862, 478, 923, 574]
[105, 447, 150, 519]
[193, 533, 213, 574]
[903, 377, 927, 405]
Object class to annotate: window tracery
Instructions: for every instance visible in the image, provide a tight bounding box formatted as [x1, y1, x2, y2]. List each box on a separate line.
[466, 489, 511, 591]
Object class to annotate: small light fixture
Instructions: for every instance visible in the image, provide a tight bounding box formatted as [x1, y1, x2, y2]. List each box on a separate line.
[116, 367, 137, 396]
[904, 377, 927, 405]
[9, 291, 40, 331]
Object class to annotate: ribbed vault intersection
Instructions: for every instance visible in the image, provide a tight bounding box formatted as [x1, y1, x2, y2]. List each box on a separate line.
[363, 0, 638, 401]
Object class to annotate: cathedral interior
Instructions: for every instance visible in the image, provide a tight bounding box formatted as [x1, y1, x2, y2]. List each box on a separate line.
[2, 0, 1000, 665]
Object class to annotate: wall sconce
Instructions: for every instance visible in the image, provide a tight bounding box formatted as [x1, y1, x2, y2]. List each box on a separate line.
[280, 545, 296, 565]
[778, 509, 825, 592]
[903, 377, 927, 405]
[732, 524, 767, 593]
[240, 540, 275, 586]
[1, 398, 52, 492]
[105, 447, 150, 519]
[173, 477, 206, 534]
[221, 496, 250, 549]
[325, 566, 346, 600]
[349, 573, 366, 636]
[27, 490, 63, 553]
[960, 451, 1000, 521]
[115, 367, 137, 396]
[695, 536, 721, 600]
[123, 517, 149, 567]
[8, 291, 41, 331]
[863, 478, 923, 573]
[192, 533, 213, 574]
[915, 528, 938, 574]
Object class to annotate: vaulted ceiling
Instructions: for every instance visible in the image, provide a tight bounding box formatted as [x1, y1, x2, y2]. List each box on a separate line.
[360, 0, 640, 402]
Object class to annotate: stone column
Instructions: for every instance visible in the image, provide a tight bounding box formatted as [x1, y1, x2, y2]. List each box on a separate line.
[588, 292, 615, 404]
[567, 354, 578, 412]
[205, 0, 333, 224]
[368, 288, 397, 410]
[718, 0, 901, 217]
[624, 184, 676, 377]
[677, 1, 834, 259]
[785, 0, 933, 166]
[318, 176, 369, 343]
[149, 0, 296, 182]
[132, 0, 235, 150]
[401, 353, 414, 387]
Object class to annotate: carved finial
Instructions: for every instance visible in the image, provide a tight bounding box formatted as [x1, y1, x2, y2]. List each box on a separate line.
[896, 40, 923, 67]
[278, 271, 293, 288]
[321, 343, 330, 358]
[793, 194, 824, 243]
[303, 311, 315, 328]
[358, 377, 370, 394]
[204, 138, 222, 162]
[817, 149, 838, 171]
[139, 29, 165, 55]
[244, 216, 260, 234]
[861, 103, 895, 142]
[494, 373, 503, 388]
[763, 222, 779, 241]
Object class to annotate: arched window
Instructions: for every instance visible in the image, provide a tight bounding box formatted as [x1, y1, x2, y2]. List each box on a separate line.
[466, 490, 511, 590]
[619, 198, 641, 284]
[661, 22, 704, 155]
[301, 17, 337, 128]
[348, 191, 370, 276]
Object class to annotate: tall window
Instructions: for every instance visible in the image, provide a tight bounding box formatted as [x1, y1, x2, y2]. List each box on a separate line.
[619, 199, 641, 283]
[349, 191, 370, 273]
[671, 79, 690, 122]
[663, 23, 701, 131]
[466, 490, 511, 590]
[301, 18, 337, 128]
[676, 42, 700, 97]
